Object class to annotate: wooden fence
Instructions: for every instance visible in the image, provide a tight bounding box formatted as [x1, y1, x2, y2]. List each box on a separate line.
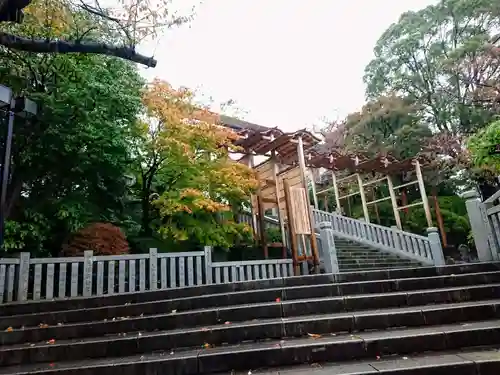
[0, 247, 294, 304]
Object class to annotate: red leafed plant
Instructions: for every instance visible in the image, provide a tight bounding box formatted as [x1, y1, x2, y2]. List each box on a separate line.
[61, 223, 130, 256]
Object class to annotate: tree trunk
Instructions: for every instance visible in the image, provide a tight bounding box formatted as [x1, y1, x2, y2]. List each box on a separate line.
[140, 197, 152, 236]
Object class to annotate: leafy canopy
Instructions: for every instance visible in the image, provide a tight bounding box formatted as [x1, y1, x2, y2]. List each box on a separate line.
[136, 80, 258, 248]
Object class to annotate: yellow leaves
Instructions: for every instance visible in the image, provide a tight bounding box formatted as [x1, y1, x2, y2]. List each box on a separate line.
[23, 0, 74, 37]
[143, 79, 258, 247]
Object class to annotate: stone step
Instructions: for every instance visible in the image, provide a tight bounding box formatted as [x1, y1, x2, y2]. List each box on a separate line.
[2, 270, 500, 330]
[5, 299, 500, 367]
[1, 264, 500, 374]
[220, 347, 500, 375]
[339, 262, 420, 269]
[341, 265, 421, 272]
[338, 258, 416, 264]
[2, 296, 500, 350]
[2, 263, 498, 319]
[1, 320, 500, 374]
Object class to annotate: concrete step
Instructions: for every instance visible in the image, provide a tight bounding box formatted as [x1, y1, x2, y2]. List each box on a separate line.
[1, 263, 500, 374]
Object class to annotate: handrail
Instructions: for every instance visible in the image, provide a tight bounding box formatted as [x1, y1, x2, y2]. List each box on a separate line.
[484, 189, 500, 204]
[312, 208, 435, 265]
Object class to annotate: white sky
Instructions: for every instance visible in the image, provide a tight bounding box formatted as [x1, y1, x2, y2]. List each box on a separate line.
[138, 0, 437, 132]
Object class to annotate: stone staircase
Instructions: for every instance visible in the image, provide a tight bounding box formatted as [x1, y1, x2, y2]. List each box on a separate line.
[334, 237, 424, 272]
[1, 263, 500, 374]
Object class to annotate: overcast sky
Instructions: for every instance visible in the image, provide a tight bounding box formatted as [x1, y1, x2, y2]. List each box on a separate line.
[138, 0, 437, 132]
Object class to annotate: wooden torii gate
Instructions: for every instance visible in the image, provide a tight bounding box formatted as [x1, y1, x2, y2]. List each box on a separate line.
[234, 128, 322, 275]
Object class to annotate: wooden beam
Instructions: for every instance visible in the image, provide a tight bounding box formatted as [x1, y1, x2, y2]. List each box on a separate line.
[309, 169, 319, 209]
[356, 173, 370, 222]
[271, 151, 287, 248]
[246, 155, 259, 238]
[297, 136, 320, 272]
[284, 179, 300, 275]
[331, 171, 341, 214]
[256, 194, 269, 258]
[415, 159, 433, 228]
[387, 176, 402, 230]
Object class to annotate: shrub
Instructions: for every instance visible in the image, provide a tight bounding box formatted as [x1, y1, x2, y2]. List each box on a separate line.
[61, 223, 130, 256]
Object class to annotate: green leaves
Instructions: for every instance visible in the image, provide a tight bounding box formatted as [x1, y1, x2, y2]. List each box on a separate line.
[468, 119, 500, 172]
[364, 0, 500, 133]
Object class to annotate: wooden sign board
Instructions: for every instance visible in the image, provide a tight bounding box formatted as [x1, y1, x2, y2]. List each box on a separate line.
[289, 187, 311, 235]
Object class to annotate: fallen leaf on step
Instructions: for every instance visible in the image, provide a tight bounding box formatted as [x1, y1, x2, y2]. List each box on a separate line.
[47, 339, 56, 344]
[5, 327, 13, 332]
[307, 333, 322, 339]
[39, 324, 49, 329]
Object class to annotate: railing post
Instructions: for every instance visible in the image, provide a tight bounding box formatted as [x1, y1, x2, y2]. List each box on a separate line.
[318, 221, 339, 274]
[149, 248, 158, 290]
[17, 252, 30, 301]
[426, 227, 445, 266]
[391, 226, 400, 250]
[83, 250, 93, 297]
[463, 190, 496, 261]
[204, 246, 213, 284]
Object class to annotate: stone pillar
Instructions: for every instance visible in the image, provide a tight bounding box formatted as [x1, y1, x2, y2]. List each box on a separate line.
[17, 252, 30, 301]
[426, 227, 445, 266]
[463, 190, 496, 261]
[83, 250, 94, 297]
[318, 221, 339, 274]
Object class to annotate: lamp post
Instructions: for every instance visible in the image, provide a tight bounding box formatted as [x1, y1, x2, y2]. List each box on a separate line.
[0, 85, 37, 249]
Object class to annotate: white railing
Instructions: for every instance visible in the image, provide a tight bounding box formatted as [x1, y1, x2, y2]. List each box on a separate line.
[0, 246, 295, 304]
[482, 189, 500, 259]
[210, 259, 294, 283]
[238, 212, 280, 231]
[312, 208, 442, 266]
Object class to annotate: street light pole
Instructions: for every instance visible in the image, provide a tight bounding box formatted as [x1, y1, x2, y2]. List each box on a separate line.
[0, 88, 37, 250]
[0, 107, 14, 249]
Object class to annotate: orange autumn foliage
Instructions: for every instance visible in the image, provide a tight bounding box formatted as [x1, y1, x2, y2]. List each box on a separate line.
[139, 79, 258, 246]
[61, 223, 130, 257]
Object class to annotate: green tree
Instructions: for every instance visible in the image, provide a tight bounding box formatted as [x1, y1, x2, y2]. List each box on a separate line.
[342, 95, 432, 159]
[134, 79, 257, 249]
[468, 119, 500, 172]
[364, 0, 500, 133]
[0, 8, 144, 254]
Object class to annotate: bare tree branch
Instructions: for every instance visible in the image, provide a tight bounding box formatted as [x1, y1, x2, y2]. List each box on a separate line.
[0, 31, 157, 66]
